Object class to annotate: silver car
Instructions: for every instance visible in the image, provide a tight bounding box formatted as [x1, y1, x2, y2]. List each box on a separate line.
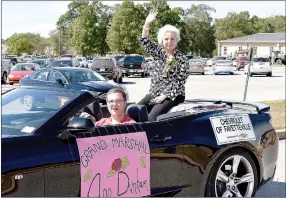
[188, 59, 205, 75]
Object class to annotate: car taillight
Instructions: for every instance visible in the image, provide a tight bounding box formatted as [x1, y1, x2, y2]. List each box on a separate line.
[141, 63, 144, 69]
[112, 68, 116, 72]
[200, 65, 204, 68]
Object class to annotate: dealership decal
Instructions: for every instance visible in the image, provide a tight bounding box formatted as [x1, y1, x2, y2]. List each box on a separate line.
[76, 132, 150, 197]
[209, 114, 256, 145]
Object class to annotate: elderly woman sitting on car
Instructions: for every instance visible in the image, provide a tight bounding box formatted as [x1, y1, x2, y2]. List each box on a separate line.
[138, 9, 189, 121]
[95, 88, 136, 126]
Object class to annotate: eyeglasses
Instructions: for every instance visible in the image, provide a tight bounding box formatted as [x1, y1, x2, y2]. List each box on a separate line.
[107, 100, 125, 105]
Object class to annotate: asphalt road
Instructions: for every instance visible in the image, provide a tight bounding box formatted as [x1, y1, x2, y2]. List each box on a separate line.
[2, 67, 285, 102]
[122, 66, 285, 103]
[1, 66, 285, 196]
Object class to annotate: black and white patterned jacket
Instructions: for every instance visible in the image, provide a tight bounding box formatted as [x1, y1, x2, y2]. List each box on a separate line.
[139, 36, 189, 101]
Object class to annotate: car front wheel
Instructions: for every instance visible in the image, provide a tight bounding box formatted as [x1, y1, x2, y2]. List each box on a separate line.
[205, 149, 258, 197]
[23, 95, 35, 111]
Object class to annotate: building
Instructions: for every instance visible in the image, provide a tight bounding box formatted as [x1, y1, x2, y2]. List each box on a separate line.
[218, 33, 286, 57]
[2, 44, 8, 55]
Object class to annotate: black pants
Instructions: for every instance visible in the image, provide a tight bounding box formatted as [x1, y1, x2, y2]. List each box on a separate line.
[138, 94, 185, 121]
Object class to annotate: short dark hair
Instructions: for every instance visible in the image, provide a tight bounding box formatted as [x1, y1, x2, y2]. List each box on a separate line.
[106, 88, 127, 101]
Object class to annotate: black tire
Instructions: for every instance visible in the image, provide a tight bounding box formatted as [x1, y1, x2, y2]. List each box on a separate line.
[9, 82, 14, 85]
[202, 72, 205, 75]
[2, 72, 7, 83]
[275, 59, 282, 65]
[230, 72, 234, 75]
[119, 76, 123, 84]
[113, 75, 120, 83]
[205, 149, 258, 197]
[250, 73, 253, 77]
[141, 72, 145, 78]
[266, 72, 272, 77]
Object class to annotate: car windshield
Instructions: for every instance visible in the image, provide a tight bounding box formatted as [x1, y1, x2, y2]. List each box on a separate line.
[217, 60, 232, 64]
[124, 56, 143, 62]
[254, 57, 269, 62]
[186, 55, 193, 60]
[216, 57, 227, 60]
[93, 59, 114, 67]
[77, 58, 82, 62]
[31, 60, 45, 66]
[61, 69, 106, 83]
[50, 60, 72, 67]
[13, 64, 39, 71]
[189, 59, 202, 64]
[239, 57, 248, 61]
[2, 88, 78, 136]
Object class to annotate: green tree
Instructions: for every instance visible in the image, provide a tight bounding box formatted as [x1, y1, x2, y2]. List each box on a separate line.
[181, 4, 216, 56]
[107, 0, 146, 54]
[71, 4, 98, 56]
[6, 33, 34, 55]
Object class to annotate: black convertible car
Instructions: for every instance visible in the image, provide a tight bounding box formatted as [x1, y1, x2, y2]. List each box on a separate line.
[19, 67, 126, 104]
[2, 86, 278, 197]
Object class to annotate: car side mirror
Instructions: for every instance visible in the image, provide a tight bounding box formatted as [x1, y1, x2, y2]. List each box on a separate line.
[57, 117, 95, 140]
[67, 117, 95, 133]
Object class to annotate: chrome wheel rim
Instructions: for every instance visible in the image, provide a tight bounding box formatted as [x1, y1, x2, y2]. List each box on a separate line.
[23, 95, 33, 110]
[215, 155, 255, 197]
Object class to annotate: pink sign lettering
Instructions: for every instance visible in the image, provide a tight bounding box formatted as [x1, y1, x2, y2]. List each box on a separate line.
[76, 132, 150, 197]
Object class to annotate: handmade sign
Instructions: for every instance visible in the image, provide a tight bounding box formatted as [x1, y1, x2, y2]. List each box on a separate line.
[76, 132, 150, 197]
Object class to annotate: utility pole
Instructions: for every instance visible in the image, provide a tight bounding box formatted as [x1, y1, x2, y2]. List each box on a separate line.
[243, 47, 254, 101]
[59, 29, 61, 56]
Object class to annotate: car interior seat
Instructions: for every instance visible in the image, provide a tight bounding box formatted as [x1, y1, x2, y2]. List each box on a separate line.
[82, 100, 103, 122]
[126, 104, 148, 122]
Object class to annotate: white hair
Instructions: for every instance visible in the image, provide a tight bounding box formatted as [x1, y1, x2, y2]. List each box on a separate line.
[157, 24, 181, 46]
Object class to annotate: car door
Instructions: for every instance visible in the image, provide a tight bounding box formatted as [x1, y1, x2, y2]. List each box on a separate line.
[42, 99, 98, 197]
[100, 121, 183, 196]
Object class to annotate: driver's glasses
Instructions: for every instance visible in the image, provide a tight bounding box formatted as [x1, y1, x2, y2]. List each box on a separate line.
[107, 100, 125, 105]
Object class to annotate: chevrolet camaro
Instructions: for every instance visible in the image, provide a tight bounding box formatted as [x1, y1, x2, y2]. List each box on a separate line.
[2, 86, 278, 197]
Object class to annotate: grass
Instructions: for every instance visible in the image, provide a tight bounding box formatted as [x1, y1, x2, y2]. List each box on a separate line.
[260, 100, 285, 130]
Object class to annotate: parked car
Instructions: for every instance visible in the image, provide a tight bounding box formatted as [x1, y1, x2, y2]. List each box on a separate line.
[244, 57, 272, 77]
[2, 87, 278, 197]
[8, 63, 41, 85]
[19, 67, 126, 104]
[206, 58, 213, 67]
[21, 55, 34, 61]
[118, 55, 148, 77]
[232, 57, 237, 68]
[188, 59, 205, 75]
[28, 59, 49, 69]
[212, 56, 227, 66]
[76, 57, 88, 68]
[91, 57, 123, 83]
[49, 59, 80, 68]
[213, 60, 234, 75]
[186, 55, 194, 60]
[236, 56, 248, 71]
[1, 58, 13, 83]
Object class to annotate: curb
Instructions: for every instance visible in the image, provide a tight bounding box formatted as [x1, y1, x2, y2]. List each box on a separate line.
[276, 129, 286, 140]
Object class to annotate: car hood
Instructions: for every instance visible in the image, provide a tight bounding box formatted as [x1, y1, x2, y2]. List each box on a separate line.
[80, 80, 122, 92]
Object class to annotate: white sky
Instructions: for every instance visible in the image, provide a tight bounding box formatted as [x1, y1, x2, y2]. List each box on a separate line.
[2, 1, 285, 39]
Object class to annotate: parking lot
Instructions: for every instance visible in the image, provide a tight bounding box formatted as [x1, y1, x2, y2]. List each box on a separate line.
[2, 67, 285, 101]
